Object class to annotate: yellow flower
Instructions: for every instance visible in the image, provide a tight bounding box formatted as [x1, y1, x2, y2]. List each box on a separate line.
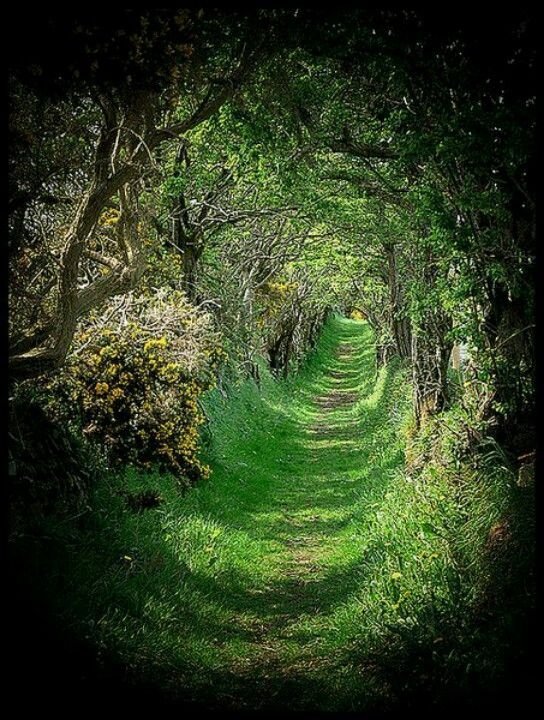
[144, 336, 168, 353]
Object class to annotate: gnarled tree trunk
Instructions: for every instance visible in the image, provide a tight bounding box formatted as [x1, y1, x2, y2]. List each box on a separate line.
[384, 242, 412, 360]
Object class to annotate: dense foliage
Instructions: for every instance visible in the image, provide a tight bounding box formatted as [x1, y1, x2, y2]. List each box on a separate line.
[50, 292, 219, 481]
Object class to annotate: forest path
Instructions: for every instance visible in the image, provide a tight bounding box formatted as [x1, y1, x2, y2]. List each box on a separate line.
[82, 318, 409, 711]
[156, 318, 408, 711]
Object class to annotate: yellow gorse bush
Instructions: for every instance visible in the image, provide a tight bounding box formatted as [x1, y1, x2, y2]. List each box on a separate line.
[53, 292, 221, 484]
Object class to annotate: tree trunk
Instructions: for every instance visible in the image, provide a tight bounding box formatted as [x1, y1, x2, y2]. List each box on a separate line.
[411, 318, 452, 428]
[385, 242, 411, 360]
[180, 239, 202, 302]
[450, 343, 463, 370]
[376, 342, 396, 367]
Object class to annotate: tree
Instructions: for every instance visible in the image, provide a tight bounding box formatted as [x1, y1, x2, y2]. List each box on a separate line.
[8, 10, 266, 379]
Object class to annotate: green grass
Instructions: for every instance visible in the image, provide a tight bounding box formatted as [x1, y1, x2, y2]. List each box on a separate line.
[16, 315, 534, 711]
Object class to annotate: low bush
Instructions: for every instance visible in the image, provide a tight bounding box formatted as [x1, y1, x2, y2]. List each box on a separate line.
[51, 291, 223, 483]
[8, 386, 102, 521]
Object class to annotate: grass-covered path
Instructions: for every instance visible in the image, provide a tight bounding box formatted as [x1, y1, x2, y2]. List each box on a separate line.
[12, 320, 536, 714]
[74, 317, 411, 711]
[31, 315, 523, 712]
[227, 326, 403, 684]
[16, 316, 534, 712]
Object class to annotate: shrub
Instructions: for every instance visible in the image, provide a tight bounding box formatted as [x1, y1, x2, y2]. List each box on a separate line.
[52, 290, 222, 483]
[8, 385, 103, 521]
